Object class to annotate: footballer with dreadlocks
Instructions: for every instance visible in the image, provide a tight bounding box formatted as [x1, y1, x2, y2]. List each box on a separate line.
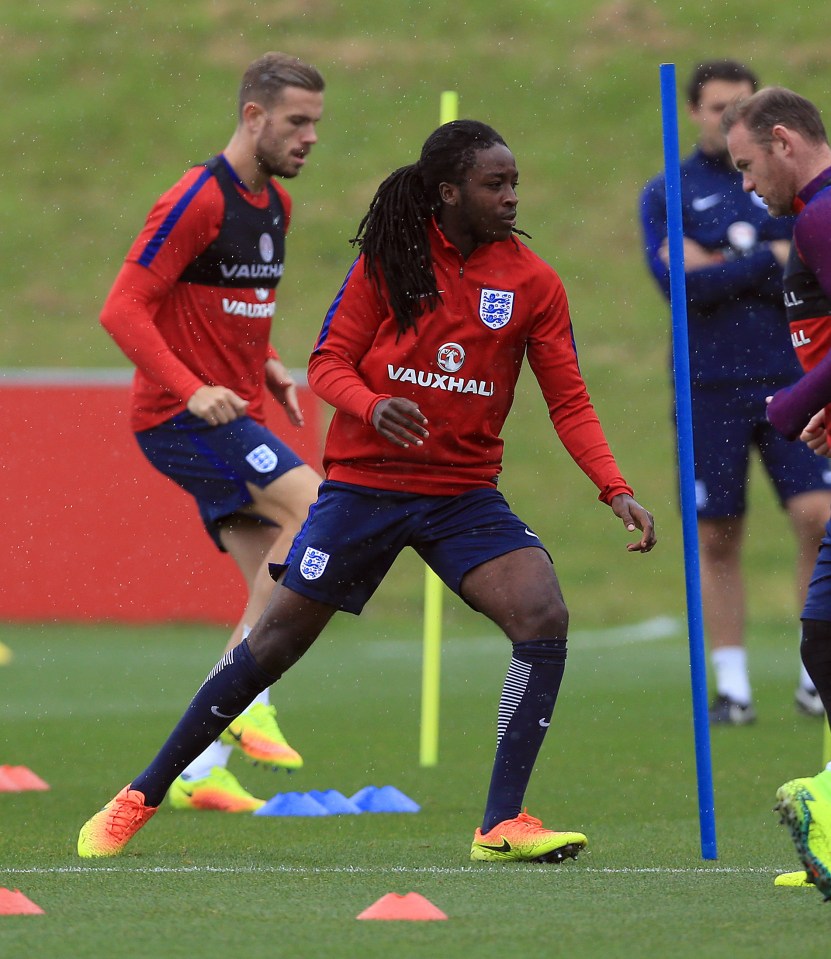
[79, 120, 657, 864]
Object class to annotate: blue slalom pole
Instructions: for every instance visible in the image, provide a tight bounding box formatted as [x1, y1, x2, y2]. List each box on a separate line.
[659, 62, 718, 860]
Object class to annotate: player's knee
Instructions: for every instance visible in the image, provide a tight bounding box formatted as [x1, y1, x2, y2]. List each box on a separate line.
[698, 533, 740, 564]
[514, 597, 568, 643]
[542, 603, 569, 639]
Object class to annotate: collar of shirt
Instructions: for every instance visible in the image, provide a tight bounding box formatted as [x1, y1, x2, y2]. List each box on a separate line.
[794, 164, 831, 214]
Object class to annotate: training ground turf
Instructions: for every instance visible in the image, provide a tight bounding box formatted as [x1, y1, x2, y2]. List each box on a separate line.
[0, 614, 828, 959]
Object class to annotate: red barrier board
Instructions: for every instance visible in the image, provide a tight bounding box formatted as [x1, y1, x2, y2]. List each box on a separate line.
[0, 372, 323, 624]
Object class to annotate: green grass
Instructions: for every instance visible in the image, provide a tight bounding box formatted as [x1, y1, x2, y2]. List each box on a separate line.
[0, 615, 828, 958]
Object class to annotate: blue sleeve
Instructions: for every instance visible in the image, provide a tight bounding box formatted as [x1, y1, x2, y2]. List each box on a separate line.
[682, 249, 784, 307]
[639, 176, 671, 298]
[639, 175, 784, 310]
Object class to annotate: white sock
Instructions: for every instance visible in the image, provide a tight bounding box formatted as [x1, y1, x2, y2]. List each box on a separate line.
[179, 739, 233, 781]
[248, 688, 270, 708]
[711, 646, 752, 706]
[799, 662, 817, 693]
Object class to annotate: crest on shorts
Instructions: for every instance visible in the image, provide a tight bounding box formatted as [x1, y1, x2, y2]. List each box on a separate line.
[479, 288, 514, 329]
[245, 443, 278, 473]
[300, 547, 329, 580]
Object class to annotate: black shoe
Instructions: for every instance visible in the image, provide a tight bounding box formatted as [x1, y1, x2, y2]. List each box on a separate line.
[709, 694, 756, 725]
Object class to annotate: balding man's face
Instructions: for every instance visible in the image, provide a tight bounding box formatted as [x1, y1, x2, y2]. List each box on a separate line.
[727, 121, 795, 217]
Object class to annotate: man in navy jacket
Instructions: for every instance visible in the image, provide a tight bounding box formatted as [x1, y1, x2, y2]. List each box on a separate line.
[640, 60, 831, 724]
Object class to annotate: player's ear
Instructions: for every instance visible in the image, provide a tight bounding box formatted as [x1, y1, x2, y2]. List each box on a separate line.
[241, 100, 265, 133]
[771, 124, 794, 155]
[439, 181, 459, 206]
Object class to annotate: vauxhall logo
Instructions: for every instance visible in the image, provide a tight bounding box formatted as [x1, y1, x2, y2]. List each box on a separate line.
[218, 233, 281, 280]
[222, 298, 276, 318]
[387, 342, 494, 396]
[437, 342, 465, 373]
[220, 262, 284, 280]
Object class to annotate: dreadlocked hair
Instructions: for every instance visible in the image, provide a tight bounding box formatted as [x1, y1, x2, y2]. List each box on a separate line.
[350, 120, 509, 337]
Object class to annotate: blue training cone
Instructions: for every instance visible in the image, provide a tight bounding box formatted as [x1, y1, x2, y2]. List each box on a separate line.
[351, 785, 421, 813]
[255, 791, 330, 817]
[308, 789, 363, 814]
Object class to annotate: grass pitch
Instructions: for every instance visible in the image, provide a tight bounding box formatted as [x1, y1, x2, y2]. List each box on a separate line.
[0, 613, 828, 959]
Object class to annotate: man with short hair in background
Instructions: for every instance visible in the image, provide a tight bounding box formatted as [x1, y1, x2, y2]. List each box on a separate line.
[640, 60, 831, 726]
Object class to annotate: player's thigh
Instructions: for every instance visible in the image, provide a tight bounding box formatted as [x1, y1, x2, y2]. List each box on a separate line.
[219, 514, 282, 587]
[136, 412, 315, 541]
[784, 489, 831, 546]
[247, 585, 339, 678]
[278, 482, 415, 616]
[460, 547, 567, 642]
[243, 463, 321, 527]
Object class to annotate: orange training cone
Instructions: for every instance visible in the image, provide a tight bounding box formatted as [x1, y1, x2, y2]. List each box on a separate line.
[0, 768, 20, 792]
[356, 892, 448, 921]
[0, 889, 45, 915]
[0, 766, 50, 791]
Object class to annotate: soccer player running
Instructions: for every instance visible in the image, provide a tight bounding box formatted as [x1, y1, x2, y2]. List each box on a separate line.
[79, 119, 656, 863]
[723, 86, 831, 899]
[640, 60, 831, 728]
[97, 53, 325, 813]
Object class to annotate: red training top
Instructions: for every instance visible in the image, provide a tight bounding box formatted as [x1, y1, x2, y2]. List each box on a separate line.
[309, 221, 634, 501]
[100, 156, 291, 431]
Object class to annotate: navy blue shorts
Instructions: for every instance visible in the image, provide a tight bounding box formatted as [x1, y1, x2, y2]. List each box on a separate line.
[689, 383, 831, 519]
[271, 481, 551, 615]
[136, 411, 305, 550]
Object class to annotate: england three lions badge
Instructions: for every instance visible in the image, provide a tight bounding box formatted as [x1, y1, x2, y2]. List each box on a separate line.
[300, 547, 329, 580]
[479, 288, 514, 329]
[245, 443, 278, 473]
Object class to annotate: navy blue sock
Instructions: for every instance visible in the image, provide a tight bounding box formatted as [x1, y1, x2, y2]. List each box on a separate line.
[802, 619, 831, 714]
[132, 639, 276, 806]
[481, 638, 567, 833]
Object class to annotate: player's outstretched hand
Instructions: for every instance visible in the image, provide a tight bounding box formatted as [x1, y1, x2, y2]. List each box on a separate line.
[371, 397, 429, 448]
[609, 494, 656, 553]
[265, 358, 304, 427]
